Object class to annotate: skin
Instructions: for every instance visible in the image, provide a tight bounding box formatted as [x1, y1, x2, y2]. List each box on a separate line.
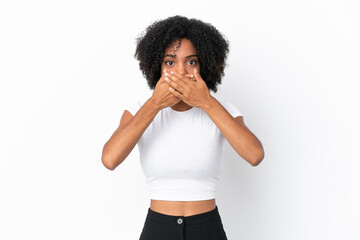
[101, 38, 265, 217]
[161, 38, 200, 111]
[151, 38, 217, 216]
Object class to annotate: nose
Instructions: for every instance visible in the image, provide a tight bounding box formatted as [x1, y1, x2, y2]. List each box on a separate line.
[174, 62, 187, 75]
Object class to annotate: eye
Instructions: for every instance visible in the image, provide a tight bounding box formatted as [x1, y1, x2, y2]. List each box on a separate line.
[165, 61, 174, 66]
[188, 60, 197, 65]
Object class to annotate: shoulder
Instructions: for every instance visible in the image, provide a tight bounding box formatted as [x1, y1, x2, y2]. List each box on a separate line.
[217, 98, 243, 118]
[218, 99, 247, 127]
[122, 95, 147, 118]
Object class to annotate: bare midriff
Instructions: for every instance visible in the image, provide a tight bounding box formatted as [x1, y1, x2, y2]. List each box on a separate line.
[150, 198, 216, 217]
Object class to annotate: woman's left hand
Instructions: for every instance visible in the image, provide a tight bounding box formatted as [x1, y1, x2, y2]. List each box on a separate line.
[164, 69, 212, 110]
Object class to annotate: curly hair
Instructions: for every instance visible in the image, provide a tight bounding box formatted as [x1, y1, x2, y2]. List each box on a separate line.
[134, 15, 229, 93]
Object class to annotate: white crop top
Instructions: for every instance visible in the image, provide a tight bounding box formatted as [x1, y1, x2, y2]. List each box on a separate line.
[125, 97, 243, 201]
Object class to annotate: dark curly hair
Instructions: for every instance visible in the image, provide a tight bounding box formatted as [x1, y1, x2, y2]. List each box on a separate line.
[134, 15, 229, 93]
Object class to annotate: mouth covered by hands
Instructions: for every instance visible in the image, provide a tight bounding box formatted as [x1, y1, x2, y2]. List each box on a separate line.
[163, 69, 212, 110]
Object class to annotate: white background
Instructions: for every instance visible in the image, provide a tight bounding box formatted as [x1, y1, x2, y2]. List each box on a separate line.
[1, 0, 359, 239]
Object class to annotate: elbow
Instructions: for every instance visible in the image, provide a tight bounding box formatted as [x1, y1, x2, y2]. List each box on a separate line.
[250, 158, 262, 167]
[250, 149, 265, 167]
[102, 156, 116, 170]
[101, 144, 128, 171]
[101, 144, 120, 171]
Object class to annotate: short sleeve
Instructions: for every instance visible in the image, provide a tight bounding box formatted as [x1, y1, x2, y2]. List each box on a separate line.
[225, 101, 243, 118]
[124, 100, 141, 116]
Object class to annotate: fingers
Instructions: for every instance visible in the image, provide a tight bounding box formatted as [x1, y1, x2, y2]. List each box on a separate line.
[185, 73, 196, 81]
[160, 70, 195, 85]
[164, 73, 185, 93]
[168, 71, 197, 85]
[162, 69, 167, 82]
[169, 71, 191, 84]
[193, 68, 202, 82]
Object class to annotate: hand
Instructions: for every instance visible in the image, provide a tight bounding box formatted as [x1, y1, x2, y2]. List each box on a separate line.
[150, 69, 181, 110]
[163, 69, 212, 110]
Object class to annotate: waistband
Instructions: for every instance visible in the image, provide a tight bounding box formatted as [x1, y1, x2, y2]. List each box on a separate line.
[146, 205, 221, 226]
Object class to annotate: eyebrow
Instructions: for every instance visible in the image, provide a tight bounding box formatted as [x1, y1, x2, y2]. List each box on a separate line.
[163, 54, 198, 59]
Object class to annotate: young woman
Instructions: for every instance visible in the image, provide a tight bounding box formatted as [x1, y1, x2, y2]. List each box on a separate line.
[102, 15, 264, 240]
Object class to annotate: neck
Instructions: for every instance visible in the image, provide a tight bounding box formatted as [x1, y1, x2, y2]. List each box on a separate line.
[171, 101, 193, 111]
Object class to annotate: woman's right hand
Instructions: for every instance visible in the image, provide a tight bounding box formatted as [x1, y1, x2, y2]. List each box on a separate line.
[150, 70, 182, 110]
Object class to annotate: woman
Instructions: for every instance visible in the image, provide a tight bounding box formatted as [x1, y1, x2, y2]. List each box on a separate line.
[102, 15, 264, 240]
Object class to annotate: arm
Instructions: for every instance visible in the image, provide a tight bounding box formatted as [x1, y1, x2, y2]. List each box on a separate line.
[101, 97, 160, 170]
[203, 96, 265, 166]
[163, 70, 264, 166]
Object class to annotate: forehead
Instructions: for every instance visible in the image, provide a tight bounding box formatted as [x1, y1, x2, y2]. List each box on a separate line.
[164, 38, 197, 54]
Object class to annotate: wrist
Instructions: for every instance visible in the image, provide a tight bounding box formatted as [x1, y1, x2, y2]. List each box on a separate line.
[148, 97, 162, 112]
[201, 94, 216, 112]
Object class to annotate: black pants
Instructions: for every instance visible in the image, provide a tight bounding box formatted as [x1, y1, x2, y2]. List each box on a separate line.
[139, 205, 228, 240]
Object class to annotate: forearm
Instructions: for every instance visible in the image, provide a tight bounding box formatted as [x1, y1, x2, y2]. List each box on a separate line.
[102, 97, 160, 170]
[202, 96, 264, 166]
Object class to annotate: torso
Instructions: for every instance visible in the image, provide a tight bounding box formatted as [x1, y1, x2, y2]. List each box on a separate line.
[147, 101, 218, 217]
[150, 198, 216, 217]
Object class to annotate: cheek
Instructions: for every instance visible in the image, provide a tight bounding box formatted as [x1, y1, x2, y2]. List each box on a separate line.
[191, 64, 200, 72]
[161, 64, 173, 73]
